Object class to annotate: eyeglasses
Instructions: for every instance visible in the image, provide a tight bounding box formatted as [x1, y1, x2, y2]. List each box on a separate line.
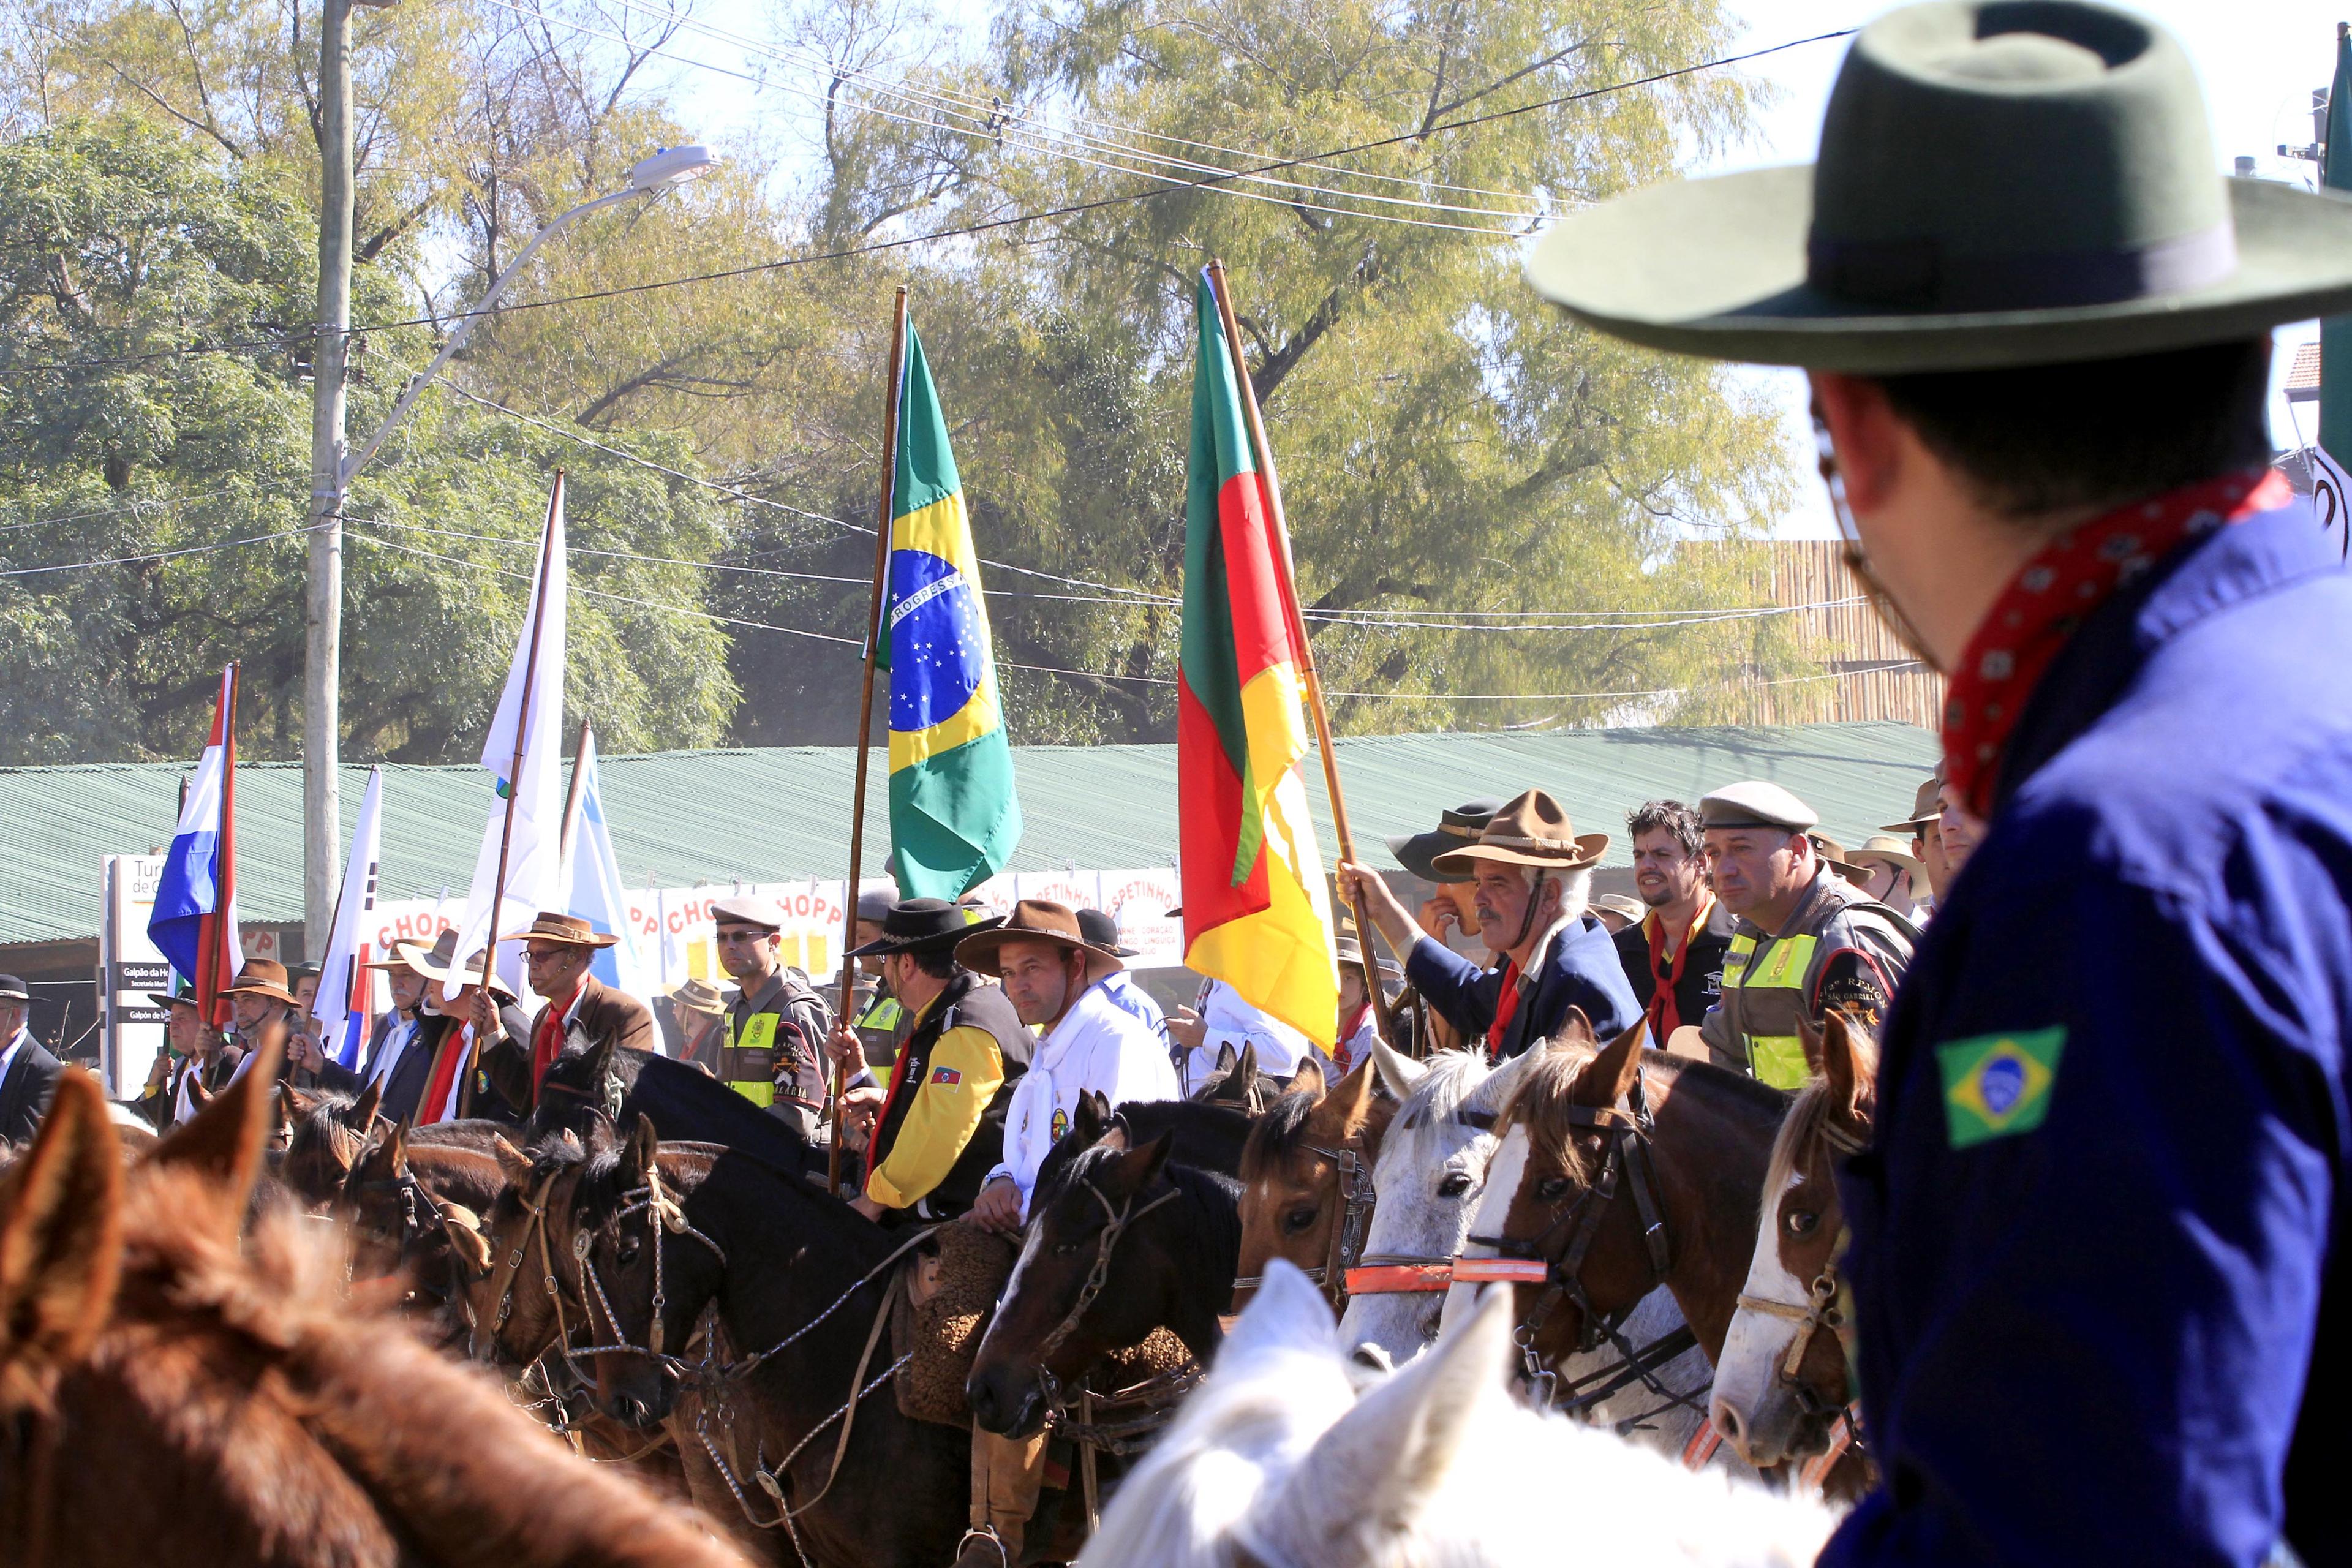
[714, 929, 772, 946]
[1812, 415, 1942, 675]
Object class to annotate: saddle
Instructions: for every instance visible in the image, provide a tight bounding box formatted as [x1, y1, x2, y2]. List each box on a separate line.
[889, 1224, 1195, 1431]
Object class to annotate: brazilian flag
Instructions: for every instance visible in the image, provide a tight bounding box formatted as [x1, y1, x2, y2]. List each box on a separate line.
[876, 320, 1022, 899]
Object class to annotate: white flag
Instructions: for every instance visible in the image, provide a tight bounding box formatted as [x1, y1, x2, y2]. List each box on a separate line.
[559, 723, 660, 1040]
[449, 476, 567, 1004]
[312, 766, 385, 1069]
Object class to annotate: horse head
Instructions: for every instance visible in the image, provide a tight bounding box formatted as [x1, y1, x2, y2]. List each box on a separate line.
[280, 1080, 379, 1207]
[1335, 1046, 1534, 1366]
[1235, 1056, 1391, 1310]
[1711, 1011, 1877, 1470]
[966, 1122, 1184, 1439]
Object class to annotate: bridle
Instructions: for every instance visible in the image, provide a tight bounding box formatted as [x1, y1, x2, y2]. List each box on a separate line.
[1732, 1118, 1868, 1465]
[341, 1160, 488, 1330]
[1231, 1137, 1377, 1310]
[1338, 1107, 1499, 1302]
[1030, 1173, 1182, 1417]
[1459, 1072, 1703, 1419]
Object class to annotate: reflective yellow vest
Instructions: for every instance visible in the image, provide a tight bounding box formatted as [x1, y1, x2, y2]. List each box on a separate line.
[1717, 931, 1817, 1090]
[720, 1012, 778, 1107]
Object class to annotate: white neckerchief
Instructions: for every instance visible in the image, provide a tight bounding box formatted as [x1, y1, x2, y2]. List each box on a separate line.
[368, 1013, 420, 1087]
[997, 984, 1115, 1208]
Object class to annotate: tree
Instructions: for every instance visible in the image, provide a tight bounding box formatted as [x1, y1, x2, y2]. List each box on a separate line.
[0, 117, 734, 766]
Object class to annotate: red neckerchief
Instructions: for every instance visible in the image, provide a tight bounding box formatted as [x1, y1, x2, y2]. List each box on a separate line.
[1944, 469, 2288, 818]
[864, 990, 936, 1186]
[418, 1019, 468, 1125]
[1487, 960, 1523, 1058]
[1642, 892, 1716, 1042]
[531, 984, 581, 1093]
[1336, 1001, 1375, 1075]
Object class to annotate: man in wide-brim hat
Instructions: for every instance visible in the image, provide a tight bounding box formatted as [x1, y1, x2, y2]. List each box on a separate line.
[222, 959, 359, 1094]
[1340, 788, 1639, 1060]
[474, 912, 656, 1119]
[1529, 4, 2352, 1558]
[393, 929, 530, 1126]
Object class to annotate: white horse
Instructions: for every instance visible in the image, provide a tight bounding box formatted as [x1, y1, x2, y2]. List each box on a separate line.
[1077, 1262, 1831, 1568]
[1341, 1041, 1735, 1470]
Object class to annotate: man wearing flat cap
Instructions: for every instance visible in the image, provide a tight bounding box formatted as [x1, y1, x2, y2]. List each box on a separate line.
[1690, 783, 1915, 1089]
[475, 913, 657, 1118]
[708, 895, 834, 1139]
[1340, 788, 1640, 1060]
[0, 974, 62, 1144]
[1534, 2, 2352, 1558]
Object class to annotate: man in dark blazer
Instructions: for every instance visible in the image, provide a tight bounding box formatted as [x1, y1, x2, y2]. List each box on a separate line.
[475, 913, 656, 1118]
[134, 978, 244, 1128]
[1341, 790, 1640, 1059]
[0, 974, 64, 1143]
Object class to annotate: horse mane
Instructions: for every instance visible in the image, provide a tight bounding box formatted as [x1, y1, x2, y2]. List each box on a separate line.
[1760, 1046, 1879, 1201]
[1373, 1050, 1493, 1179]
[1237, 1088, 1320, 1177]
[1502, 1046, 1789, 1185]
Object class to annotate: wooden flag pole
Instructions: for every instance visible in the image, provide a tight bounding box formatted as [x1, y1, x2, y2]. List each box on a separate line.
[559, 717, 593, 864]
[462, 470, 565, 1118]
[832, 285, 910, 1197]
[1205, 260, 1392, 1049]
[211, 660, 241, 1030]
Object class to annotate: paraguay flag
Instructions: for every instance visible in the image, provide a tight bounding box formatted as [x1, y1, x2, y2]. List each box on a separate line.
[878, 319, 1022, 899]
[149, 663, 240, 1027]
[1177, 270, 1338, 1047]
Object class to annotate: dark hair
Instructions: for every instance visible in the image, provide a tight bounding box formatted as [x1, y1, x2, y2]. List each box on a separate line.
[1626, 799, 1703, 858]
[1875, 338, 2272, 518]
[905, 946, 958, 981]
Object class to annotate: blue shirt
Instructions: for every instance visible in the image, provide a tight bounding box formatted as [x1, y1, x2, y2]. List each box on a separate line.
[1099, 970, 1167, 1041]
[1405, 911, 1640, 1057]
[1826, 500, 2351, 1567]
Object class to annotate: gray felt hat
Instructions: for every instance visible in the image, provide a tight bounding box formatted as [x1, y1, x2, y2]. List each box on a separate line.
[1524, 2, 2352, 372]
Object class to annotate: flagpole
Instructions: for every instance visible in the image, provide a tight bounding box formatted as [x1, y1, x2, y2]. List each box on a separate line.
[463, 470, 566, 1116]
[210, 660, 241, 1030]
[559, 717, 593, 864]
[833, 284, 910, 1197]
[1205, 260, 1392, 1049]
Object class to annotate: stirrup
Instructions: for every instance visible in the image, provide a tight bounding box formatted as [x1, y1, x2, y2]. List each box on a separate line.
[953, 1526, 1011, 1568]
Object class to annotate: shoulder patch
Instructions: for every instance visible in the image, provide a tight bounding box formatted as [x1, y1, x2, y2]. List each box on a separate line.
[1936, 1028, 2065, 1149]
[930, 1066, 962, 1085]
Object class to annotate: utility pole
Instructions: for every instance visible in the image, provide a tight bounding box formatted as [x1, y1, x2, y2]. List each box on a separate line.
[305, 0, 357, 956]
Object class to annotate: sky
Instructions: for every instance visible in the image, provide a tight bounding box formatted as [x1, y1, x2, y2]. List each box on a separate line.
[618, 0, 2348, 539]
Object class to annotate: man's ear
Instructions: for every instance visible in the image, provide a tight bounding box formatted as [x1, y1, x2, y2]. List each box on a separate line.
[1809, 371, 1902, 516]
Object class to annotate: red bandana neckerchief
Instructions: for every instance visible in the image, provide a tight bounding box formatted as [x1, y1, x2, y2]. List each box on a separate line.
[531, 984, 581, 1093]
[1487, 961, 1523, 1059]
[1943, 468, 2288, 818]
[1641, 891, 1717, 1044]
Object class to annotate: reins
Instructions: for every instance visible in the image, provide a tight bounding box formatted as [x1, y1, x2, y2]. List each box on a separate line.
[1339, 1106, 1499, 1300]
[1231, 1137, 1377, 1311]
[1731, 1115, 1869, 1483]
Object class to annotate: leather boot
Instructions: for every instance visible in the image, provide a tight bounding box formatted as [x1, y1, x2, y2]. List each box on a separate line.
[953, 1422, 1049, 1567]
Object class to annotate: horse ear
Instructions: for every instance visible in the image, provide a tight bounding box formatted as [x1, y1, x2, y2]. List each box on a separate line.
[285, 1083, 322, 1117]
[1577, 1021, 1646, 1107]
[0, 1071, 124, 1366]
[1284, 1055, 1326, 1102]
[1254, 1275, 1510, 1555]
[1369, 1035, 1426, 1099]
[387, 1118, 412, 1179]
[146, 1041, 280, 1217]
[1071, 1090, 1113, 1148]
[270, 1082, 293, 1141]
[185, 1075, 213, 1110]
[1547, 1005, 1597, 1051]
[1107, 1130, 1173, 1193]
[437, 1202, 493, 1275]
[1820, 1012, 1877, 1134]
[1798, 1015, 1826, 1079]
[1213, 1040, 1238, 1076]
[340, 1079, 382, 1131]
[625, 1114, 659, 1185]
[491, 1136, 533, 1184]
[1332, 1054, 1378, 1137]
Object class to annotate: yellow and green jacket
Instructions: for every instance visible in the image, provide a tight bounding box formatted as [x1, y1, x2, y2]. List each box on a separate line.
[864, 972, 1027, 1217]
[1698, 869, 1916, 1089]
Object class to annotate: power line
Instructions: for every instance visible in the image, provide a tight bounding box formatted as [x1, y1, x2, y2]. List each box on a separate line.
[0, 27, 1855, 380]
[0, 521, 322, 576]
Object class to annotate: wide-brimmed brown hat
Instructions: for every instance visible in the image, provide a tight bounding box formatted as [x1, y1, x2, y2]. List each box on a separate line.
[1430, 789, 1608, 876]
[1809, 834, 1875, 886]
[1880, 771, 1945, 835]
[954, 899, 1125, 983]
[397, 929, 518, 1000]
[220, 959, 298, 1006]
[668, 977, 728, 1018]
[499, 911, 617, 949]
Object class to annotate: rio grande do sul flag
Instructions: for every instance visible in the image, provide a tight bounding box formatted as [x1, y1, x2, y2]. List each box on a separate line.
[878, 318, 1022, 900]
[1178, 269, 1338, 1047]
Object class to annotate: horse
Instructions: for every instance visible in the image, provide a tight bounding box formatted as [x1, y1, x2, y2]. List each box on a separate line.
[1710, 1014, 1877, 1487]
[1340, 1033, 1736, 1469]
[512, 1117, 976, 1568]
[530, 1035, 656, 1140]
[335, 1120, 507, 1340]
[1448, 1017, 1789, 1442]
[0, 1056, 748, 1568]
[1234, 1055, 1395, 1310]
[1075, 1262, 1833, 1568]
[1193, 1039, 1301, 1116]
[280, 1079, 513, 1206]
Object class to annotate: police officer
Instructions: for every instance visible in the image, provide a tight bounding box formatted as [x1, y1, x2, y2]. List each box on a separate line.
[829, 897, 1027, 1222]
[845, 888, 907, 1067]
[709, 895, 832, 1138]
[1687, 782, 1913, 1088]
[1530, 4, 2352, 1558]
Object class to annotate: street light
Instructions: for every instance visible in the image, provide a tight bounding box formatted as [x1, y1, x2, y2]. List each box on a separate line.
[339, 145, 718, 482]
[300, 143, 715, 948]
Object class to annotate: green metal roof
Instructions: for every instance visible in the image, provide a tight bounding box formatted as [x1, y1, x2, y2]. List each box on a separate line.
[0, 723, 1936, 947]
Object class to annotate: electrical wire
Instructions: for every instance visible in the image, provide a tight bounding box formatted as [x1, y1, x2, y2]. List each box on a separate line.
[0, 521, 322, 576]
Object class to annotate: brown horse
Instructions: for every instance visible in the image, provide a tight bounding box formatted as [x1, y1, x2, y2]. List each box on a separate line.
[335, 1121, 505, 1341]
[1710, 1014, 1877, 1491]
[1234, 1055, 1394, 1310]
[1193, 1039, 1300, 1115]
[282, 1080, 517, 1207]
[1449, 1016, 1787, 1401]
[0, 1055, 747, 1568]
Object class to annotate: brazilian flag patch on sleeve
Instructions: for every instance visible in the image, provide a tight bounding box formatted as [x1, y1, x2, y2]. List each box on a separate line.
[1936, 1028, 2065, 1150]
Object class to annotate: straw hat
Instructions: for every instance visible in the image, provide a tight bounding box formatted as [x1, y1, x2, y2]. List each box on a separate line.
[1593, 893, 1651, 928]
[1429, 790, 1608, 876]
[954, 899, 1125, 984]
[1523, 2, 2352, 374]
[396, 929, 518, 1000]
[1849, 834, 1927, 879]
[498, 911, 617, 949]
[668, 977, 728, 1018]
[1809, 834, 1875, 885]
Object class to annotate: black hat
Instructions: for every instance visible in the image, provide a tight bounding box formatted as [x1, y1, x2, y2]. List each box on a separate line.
[0, 974, 29, 1003]
[146, 976, 200, 1012]
[1385, 797, 1505, 881]
[1075, 907, 1139, 958]
[848, 897, 1001, 957]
